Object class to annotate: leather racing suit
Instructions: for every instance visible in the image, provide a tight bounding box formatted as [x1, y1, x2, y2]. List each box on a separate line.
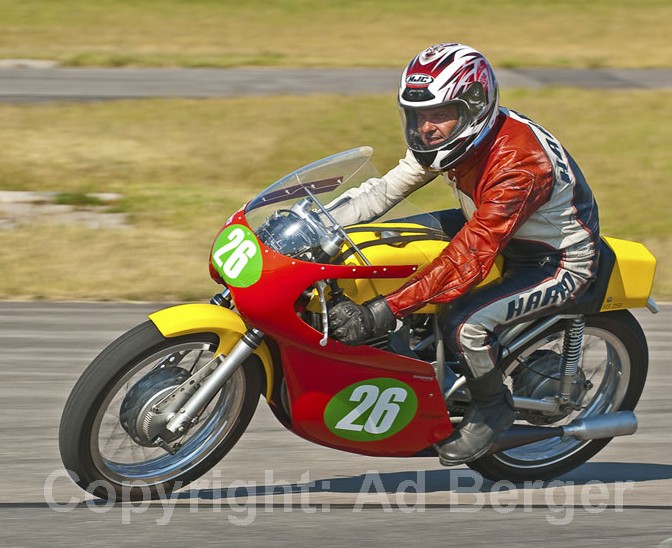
[327, 108, 600, 377]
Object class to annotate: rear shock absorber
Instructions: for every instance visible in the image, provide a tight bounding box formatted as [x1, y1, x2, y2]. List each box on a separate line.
[558, 317, 585, 407]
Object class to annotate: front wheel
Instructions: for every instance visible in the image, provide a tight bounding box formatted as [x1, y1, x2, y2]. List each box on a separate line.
[59, 321, 262, 501]
[468, 310, 648, 482]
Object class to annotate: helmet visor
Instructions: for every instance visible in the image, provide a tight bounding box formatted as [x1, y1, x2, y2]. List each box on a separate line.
[400, 100, 471, 153]
[399, 82, 488, 153]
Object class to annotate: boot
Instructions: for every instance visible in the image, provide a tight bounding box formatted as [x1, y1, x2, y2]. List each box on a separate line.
[437, 367, 515, 466]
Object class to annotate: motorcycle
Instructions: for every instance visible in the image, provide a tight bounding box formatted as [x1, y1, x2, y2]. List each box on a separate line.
[59, 147, 658, 501]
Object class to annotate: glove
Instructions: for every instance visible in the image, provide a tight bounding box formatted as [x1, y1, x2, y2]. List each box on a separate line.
[328, 296, 397, 345]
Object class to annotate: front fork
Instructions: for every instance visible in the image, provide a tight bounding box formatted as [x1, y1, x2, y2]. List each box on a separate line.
[156, 290, 266, 438]
[163, 327, 264, 435]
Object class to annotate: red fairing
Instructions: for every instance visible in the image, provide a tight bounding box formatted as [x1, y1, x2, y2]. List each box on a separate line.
[280, 346, 454, 456]
[224, 211, 417, 345]
[219, 210, 454, 456]
[386, 113, 555, 316]
[209, 261, 224, 285]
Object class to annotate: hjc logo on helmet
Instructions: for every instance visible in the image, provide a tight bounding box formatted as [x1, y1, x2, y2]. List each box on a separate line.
[405, 74, 434, 88]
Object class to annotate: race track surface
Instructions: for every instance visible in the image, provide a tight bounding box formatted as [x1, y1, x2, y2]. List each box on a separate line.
[0, 302, 670, 546]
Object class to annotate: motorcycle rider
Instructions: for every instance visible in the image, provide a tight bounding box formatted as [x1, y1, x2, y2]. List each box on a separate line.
[327, 43, 600, 465]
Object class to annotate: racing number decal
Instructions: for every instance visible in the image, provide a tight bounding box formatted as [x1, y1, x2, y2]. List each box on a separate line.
[335, 385, 407, 434]
[211, 225, 262, 287]
[324, 379, 418, 441]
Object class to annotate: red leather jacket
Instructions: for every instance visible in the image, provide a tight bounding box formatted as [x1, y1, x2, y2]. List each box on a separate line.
[385, 108, 600, 316]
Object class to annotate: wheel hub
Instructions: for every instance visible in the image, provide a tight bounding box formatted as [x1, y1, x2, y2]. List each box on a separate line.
[120, 367, 191, 447]
[513, 350, 587, 424]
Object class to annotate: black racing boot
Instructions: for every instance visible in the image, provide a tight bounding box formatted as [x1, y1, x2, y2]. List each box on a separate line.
[436, 367, 515, 466]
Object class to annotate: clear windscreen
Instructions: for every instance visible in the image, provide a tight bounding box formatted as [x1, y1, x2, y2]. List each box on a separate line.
[245, 147, 428, 232]
[243, 147, 449, 262]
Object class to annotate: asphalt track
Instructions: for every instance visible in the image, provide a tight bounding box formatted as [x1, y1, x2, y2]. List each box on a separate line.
[0, 302, 670, 547]
[1, 67, 672, 103]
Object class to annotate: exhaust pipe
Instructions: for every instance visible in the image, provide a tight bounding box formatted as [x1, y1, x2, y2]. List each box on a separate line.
[562, 410, 638, 440]
[487, 411, 638, 454]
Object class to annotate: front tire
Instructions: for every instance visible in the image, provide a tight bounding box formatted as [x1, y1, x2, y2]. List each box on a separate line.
[59, 321, 262, 501]
[468, 310, 648, 482]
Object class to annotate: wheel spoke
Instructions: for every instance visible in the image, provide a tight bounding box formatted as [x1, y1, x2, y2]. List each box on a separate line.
[89, 340, 247, 484]
[500, 324, 631, 466]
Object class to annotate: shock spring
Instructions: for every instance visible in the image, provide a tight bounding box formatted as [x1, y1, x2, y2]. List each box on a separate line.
[559, 317, 585, 402]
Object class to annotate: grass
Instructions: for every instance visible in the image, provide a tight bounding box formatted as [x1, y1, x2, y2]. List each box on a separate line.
[53, 192, 104, 207]
[0, 0, 671, 68]
[0, 88, 670, 301]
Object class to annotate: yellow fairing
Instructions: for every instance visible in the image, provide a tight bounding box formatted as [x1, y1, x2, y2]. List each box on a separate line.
[601, 237, 657, 312]
[337, 223, 503, 312]
[149, 304, 274, 401]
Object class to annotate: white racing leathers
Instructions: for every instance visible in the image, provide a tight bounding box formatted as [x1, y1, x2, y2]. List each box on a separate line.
[325, 149, 437, 226]
[328, 108, 600, 377]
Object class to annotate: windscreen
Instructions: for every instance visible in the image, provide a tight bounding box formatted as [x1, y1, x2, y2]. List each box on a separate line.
[244, 147, 430, 233]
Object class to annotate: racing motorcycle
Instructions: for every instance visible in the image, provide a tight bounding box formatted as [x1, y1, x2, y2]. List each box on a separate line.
[59, 147, 658, 501]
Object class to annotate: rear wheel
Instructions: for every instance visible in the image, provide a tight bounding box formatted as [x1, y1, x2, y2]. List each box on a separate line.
[468, 310, 648, 482]
[59, 321, 262, 501]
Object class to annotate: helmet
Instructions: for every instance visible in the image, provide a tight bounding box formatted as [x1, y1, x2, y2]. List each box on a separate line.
[398, 43, 499, 171]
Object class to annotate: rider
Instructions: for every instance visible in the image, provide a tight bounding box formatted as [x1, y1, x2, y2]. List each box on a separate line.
[327, 43, 600, 465]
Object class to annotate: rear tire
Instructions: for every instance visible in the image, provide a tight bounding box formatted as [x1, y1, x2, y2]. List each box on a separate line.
[59, 321, 262, 501]
[468, 310, 648, 482]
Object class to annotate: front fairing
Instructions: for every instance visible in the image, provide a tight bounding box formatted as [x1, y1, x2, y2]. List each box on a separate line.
[210, 146, 441, 343]
[213, 208, 453, 457]
[210, 148, 457, 455]
[216, 207, 419, 345]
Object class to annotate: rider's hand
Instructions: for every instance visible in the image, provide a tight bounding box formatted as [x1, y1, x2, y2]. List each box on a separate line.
[328, 296, 396, 345]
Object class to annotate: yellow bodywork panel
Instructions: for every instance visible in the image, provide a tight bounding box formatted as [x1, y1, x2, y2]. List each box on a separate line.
[336, 224, 503, 313]
[310, 224, 655, 315]
[149, 304, 274, 401]
[601, 237, 657, 312]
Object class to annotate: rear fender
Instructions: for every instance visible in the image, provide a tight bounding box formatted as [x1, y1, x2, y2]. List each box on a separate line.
[601, 237, 657, 312]
[148, 304, 274, 401]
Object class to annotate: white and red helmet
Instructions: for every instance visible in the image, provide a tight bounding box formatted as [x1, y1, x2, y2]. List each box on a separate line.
[399, 43, 500, 171]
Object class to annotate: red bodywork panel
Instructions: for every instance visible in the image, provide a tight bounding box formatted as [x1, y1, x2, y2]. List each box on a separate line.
[222, 210, 454, 456]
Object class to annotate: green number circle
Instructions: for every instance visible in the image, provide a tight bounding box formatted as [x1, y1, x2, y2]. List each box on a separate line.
[211, 224, 262, 288]
[324, 378, 418, 441]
